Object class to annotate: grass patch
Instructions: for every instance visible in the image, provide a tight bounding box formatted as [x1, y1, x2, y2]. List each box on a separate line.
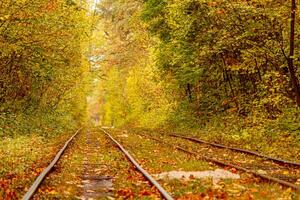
[118, 128, 299, 199]
[0, 133, 71, 199]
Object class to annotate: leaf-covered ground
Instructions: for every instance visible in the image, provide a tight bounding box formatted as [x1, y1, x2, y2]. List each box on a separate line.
[110, 128, 299, 199]
[137, 129, 300, 184]
[31, 128, 161, 199]
[167, 117, 300, 163]
[0, 133, 72, 199]
[1, 127, 299, 199]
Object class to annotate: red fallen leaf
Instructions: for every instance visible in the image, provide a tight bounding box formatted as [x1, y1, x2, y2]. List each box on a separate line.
[230, 168, 238, 174]
[216, 9, 225, 15]
[4, 188, 17, 200]
[207, 188, 214, 199]
[127, 175, 134, 180]
[139, 189, 152, 196]
[116, 188, 134, 199]
[0, 179, 9, 188]
[5, 173, 16, 179]
[42, 186, 55, 193]
[244, 192, 254, 200]
[216, 190, 228, 199]
[189, 174, 195, 180]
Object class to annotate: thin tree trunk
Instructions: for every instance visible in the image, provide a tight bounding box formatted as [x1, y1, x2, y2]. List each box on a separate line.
[187, 83, 192, 102]
[288, 0, 300, 107]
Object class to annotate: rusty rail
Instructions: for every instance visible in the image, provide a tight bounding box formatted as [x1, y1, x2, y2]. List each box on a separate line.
[138, 133, 300, 191]
[22, 128, 82, 200]
[169, 134, 300, 167]
[100, 128, 174, 200]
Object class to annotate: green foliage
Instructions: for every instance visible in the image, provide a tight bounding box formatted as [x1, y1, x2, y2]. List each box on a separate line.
[96, 0, 300, 138]
[126, 65, 174, 128]
[143, 0, 299, 120]
[275, 108, 300, 133]
[0, 0, 91, 137]
[97, 0, 175, 128]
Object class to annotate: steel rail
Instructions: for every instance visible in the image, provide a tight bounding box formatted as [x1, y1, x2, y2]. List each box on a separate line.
[100, 128, 174, 200]
[170, 134, 300, 167]
[138, 133, 300, 191]
[22, 128, 82, 200]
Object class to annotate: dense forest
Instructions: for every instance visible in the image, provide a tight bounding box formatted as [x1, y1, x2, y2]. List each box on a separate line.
[1, 0, 299, 147]
[1, 0, 300, 199]
[0, 0, 91, 136]
[96, 0, 300, 133]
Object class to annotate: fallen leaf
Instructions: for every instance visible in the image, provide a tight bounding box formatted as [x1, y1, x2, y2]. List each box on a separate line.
[139, 189, 152, 196]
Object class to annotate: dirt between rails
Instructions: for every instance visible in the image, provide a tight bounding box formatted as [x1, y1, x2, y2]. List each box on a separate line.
[31, 128, 161, 199]
[110, 128, 300, 200]
[82, 131, 114, 199]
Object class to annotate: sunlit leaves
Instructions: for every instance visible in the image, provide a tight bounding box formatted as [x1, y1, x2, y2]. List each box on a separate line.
[0, 0, 92, 138]
[0, 0, 89, 111]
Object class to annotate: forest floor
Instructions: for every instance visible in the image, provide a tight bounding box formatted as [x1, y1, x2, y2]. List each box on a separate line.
[140, 126, 300, 166]
[110, 128, 299, 199]
[0, 127, 299, 199]
[0, 133, 71, 199]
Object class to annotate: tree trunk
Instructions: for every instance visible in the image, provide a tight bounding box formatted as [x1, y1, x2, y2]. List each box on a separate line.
[187, 83, 192, 102]
[288, 0, 300, 107]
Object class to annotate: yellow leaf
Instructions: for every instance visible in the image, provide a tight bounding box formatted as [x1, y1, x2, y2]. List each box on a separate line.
[48, 190, 58, 194]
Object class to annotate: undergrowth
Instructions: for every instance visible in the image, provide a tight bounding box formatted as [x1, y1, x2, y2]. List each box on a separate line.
[0, 110, 82, 138]
[0, 110, 84, 198]
[164, 107, 300, 161]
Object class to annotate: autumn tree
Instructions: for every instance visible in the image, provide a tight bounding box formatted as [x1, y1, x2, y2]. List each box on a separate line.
[0, 0, 91, 135]
[287, 0, 300, 107]
[95, 0, 299, 127]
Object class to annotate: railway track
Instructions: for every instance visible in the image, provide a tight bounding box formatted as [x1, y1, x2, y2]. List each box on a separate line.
[21, 127, 300, 199]
[168, 134, 300, 184]
[22, 128, 174, 200]
[100, 128, 173, 200]
[170, 134, 300, 167]
[22, 128, 82, 200]
[133, 131, 300, 191]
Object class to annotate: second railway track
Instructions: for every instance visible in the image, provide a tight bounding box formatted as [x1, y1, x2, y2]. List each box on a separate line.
[132, 130, 300, 191]
[170, 134, 300, 167]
